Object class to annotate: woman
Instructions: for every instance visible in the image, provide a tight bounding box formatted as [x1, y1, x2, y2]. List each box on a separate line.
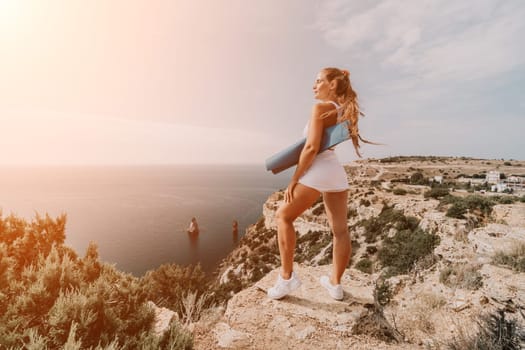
[268, 67, 372, 300]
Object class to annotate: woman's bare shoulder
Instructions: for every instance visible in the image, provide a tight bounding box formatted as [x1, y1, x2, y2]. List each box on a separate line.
[312, 102, 335, 119]
[311, 102, 337, 116]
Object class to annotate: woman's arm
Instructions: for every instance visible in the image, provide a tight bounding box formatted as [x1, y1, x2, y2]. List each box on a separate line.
[284, 103, 335, 202]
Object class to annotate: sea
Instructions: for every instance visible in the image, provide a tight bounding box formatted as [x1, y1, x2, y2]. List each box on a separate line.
[0, 165, 292, 276]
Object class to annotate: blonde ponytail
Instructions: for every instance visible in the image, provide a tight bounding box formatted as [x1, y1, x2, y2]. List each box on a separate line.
[322, 67, 382, 157]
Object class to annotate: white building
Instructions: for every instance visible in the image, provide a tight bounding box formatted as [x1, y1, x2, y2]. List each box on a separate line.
[456, 177, 485, 185]
[491, 183, 508, 192]
[505, 176, 524, 192]
[486, 171, 500, 184]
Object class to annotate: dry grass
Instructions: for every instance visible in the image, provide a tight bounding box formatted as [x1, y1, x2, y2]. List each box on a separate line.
[439, 263, 483, 290]
[413, 292, 447, 335]
[394, 291, 447, 340]
[492, 243, 525, 272]
[446, 309, 525, 350]
[454, 228, 469, 243]
[419, 292, 447, 310]
[181, 291, 211, 325]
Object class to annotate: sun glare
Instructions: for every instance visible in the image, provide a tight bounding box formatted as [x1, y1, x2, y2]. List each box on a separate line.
[0, 0, 25, 33]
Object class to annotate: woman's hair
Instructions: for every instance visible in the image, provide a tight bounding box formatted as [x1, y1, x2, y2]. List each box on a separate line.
[321, 67, 380, 157]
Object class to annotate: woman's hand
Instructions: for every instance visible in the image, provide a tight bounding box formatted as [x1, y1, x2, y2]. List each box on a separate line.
[284, 180, 298, 203]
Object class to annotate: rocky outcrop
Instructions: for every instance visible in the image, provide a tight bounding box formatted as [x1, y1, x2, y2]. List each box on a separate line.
[195, 158, 525, 349]
[197, 265, 420, 350]
[148, 301, 178, 336]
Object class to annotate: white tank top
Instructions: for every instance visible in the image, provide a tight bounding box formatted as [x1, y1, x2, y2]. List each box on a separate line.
[302, 101, 343, 137]
[329, 101, 343, 119]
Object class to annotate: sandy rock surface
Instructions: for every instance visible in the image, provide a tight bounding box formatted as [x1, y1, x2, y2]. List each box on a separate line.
[195, 265, 422, 349]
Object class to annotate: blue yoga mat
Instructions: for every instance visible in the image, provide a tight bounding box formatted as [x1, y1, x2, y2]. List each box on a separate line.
[265, 121, 350, 174]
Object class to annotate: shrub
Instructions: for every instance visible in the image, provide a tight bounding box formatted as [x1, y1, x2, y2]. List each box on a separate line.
[0, 213, 67, 273]
[358, 205, 409, 243]
[395, 215, 420, 231]
[360, 198, 371, 207]
[447, 309, 525, 350]
[156, 320, 193, 350]
[446, 202, 468, 219]
[495, 196, 516, 204]
[141, 263, 209, 317]
[295, 230, 332, 263]
[375, 280, 393, 306]
[255, 216, 265, 230]
[355, 258, 373, 274]
[312, 202, 325, 216]
[443, 194, 496, 220]
[439, 263, 483, 290]
[347, 208, 358, 219]
[464, 195, 495, 215]
[366, 245, 378, 254]
[393, 188, 407, 195]
[0, 213, 195, 349]
[378, 228, 440, 277]
[492, 244, 525, 272]
[410, 171, 427, 185]
[297, 230, 323, 244]
[424, 187, 450, 199]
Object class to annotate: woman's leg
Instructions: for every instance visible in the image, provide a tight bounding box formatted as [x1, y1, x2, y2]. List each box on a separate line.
[323, 190, 350, 284]
[275, 183, 320, 279]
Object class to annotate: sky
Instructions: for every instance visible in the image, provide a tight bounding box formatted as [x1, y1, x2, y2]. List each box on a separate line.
[1, 0, 524, 165]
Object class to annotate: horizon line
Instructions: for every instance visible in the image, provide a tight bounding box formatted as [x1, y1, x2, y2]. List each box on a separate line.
[0, 155, 523, 167]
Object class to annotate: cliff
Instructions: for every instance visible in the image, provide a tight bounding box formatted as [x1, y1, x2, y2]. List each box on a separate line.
[192, 157, 525, 349]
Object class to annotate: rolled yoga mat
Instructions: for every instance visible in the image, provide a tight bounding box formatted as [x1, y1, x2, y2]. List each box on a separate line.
[265, 121, 350, 174]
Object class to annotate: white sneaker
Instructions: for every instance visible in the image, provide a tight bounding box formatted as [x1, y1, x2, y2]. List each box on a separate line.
[320, 275, 344, 300]
[267, 272, 302, 300]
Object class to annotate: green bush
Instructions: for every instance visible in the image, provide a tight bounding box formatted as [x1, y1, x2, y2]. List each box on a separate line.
[296, 230, 332, 262]
[0, 213, 195, 349]
[297, 230, 323, 244]
[355, 258, 373, 274]
[312, 202, 325, 216]
[464, 195, 495, 215]
[1, 213, 67, 273]
[347, 208, 358, 219]
[424, 187, 450, 199]
[366, 245, 378, 254]
[151, 320, 193, 350]
[442, 194, 497, 220]
[393, 188, 407, 195]
[359, 198, 371, 207]
[358, 205, 419, 243]
[410, 171, 427, 185]
[494, 196, 516, 204]
[446, 202, 468, 219]
[378, 228, 440, 277]
[375, 280, 393, 306]
[141, 263, 208, 317]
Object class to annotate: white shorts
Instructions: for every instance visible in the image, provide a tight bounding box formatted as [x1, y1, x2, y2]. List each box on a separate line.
[298, 150, 349, 192]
